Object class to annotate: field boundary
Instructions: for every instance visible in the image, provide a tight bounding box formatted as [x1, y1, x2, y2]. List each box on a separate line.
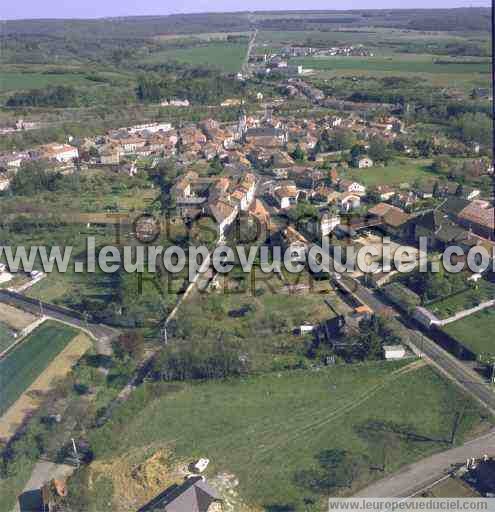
[0, 316, 48, 360]
[0, 332, 92, 441]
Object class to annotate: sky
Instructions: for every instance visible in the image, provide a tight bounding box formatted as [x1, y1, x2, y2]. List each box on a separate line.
[2, 0, 491, 20]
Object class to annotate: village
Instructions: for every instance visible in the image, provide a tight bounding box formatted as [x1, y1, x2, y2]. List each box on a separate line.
[0, 8, 494, 511]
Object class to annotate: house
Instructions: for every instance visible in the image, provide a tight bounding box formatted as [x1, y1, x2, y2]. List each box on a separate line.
[338, 180, 366, 195]
[273, 185, 298, 209]
[411, 210, 469, 250]
[244, 126, 288, 147]
[457, 201, 495, 241]
[339, 193, 361, 212]
[99, 145, 121, 165]
[304, 208, 341, 238]
[352, 156, 373, 169]
[372, 185, 395, 201]
[127, 122, 173, 134]
[209, 200, 238, 240]
[38, 143, 79, 163]
[368, 203, 410, 238]
[248, 199, 270, 228]
[140, 476, 222, 512]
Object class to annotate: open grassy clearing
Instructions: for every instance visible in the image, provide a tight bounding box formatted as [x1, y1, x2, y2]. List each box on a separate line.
[442, 308, 495, 357]
[143, 41, 248, 72]
[294, 56, 490, 74]
[0, 320, 79, 415]
[153, 31, 252, 42]
[0, 71, 97, 92]
[88, 363, 491, 510]
[341, 158, 435, 187]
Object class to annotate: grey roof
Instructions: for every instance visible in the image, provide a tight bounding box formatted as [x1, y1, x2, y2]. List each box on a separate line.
[144, 477, 221, 512]
[246, 126, 283, 138]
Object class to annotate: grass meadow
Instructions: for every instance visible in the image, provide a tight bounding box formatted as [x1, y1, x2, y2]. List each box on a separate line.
[87, 362, 491, 510]
[143, 41, 248, 72]
[443, 308, 495, 357]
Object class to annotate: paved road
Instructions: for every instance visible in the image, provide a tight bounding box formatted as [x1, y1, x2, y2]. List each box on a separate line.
[0, 289, 117, 354]
[355, 429, 495, 497]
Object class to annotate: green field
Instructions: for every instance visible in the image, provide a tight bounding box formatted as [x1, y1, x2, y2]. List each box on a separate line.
[0, 71, 96, 92]
[342, 158, 435, 187]
[443, 308, 495, 357]
[294, 55, 490, 75]
[143, 41, 248, 72]
[89, 363, 490, 510]
[0, 320, 78, 415]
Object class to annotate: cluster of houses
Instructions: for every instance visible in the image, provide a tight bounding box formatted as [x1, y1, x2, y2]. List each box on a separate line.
[280, 45, 374, 58]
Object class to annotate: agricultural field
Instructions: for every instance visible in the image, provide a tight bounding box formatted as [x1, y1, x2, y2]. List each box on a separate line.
[0, 71, 97, 93]
[0, 332, 92, 440]
[85, 362, 491, 511]
[0, 320, 79, 416]
[442, 308, 495, 357]
[143, 41, 248, 73]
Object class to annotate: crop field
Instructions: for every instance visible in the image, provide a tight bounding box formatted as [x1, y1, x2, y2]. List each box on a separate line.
[0, 320, 79, 416]
[442, 308, 495, 357]
[0, 71, 96, 92]
[143, 41, 248, 72]
[88, 362, 491, 510]
[294, 56, 490, 75]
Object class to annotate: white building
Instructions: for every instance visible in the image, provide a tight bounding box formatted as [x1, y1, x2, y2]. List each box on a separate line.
[127, 122, 172, 134]
[39, 143, 79, 163]
[383, 345, 406, 360]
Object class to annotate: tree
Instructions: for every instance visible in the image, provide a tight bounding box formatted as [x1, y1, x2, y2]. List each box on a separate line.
[431, 156, 451, 173]
[456, 112, 491, 146]
[113, 331, 145, 360]
[368, 136, 392, 163]
[11, 160, 63, 195]
[294, 449, 369, 495]
[290, 145, 306, 162]
[350, 144, 366, 160]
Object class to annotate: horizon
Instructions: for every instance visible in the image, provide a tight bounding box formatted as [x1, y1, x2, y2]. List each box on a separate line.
[2, 3, 491, 21]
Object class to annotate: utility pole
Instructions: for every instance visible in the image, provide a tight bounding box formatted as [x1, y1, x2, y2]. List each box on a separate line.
[161, 325, 168, 345]
[71, 438, 80, 468]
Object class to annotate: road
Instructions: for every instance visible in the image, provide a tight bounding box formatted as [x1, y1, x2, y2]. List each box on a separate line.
[242, 29, 258, 77]
[355, 428, 495, 497]
[305, 245, 495, 414]
[0, 289, 117, 355]
[304, 239, 495, 497]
